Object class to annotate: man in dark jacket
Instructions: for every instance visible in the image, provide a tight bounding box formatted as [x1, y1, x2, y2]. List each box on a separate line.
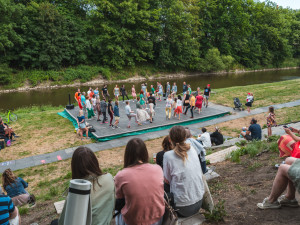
[210, 127, 224, 146]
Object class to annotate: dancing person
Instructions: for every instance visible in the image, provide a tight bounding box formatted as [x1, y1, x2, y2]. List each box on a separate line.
[74, 88, 80, 104]
[94, 87, 99, 98]
[164, 126, 205, 217]
[108, 99, 114, 127]
[197, 128, 211, 148]
[57, 147, 115, 225]
[257, 157, 299, 209]
[172, 98, 177, 117]
[158, 83, 163, 101]
[2, 169, 36, 207]
[81, 92, 87, 117]
[114, 138, 165, 225]
[240, 118, 262, 141]
[210, 127, 224, 146]
[96, 96, 101, 121]
[131, 85, 137, 102]
[183, 82, 188, 95]
[203, 84, 211, 108]
[125, 101, 141, 128]
[77, 110, 89, 140]
[141, 83, 147, 99]
[151, 85, 156, 95]
[149, 99, 155, 123]
[91, 95, 97, 112]
[89, 88, 94, 99]
[113, 101, 120, 129]
[136, 97, 142, 109]
[100, 99, 108, 124]
[172, 82, 177, 98]
[174, 95, 183, 120]
[267, 106, 277, 137]
[183, 91, 190, 114]
[184, 93, 195, 118]
[245, 92, 254, 113]
[86, 97, 95, 119]
[114, 85, 120, 101]
[102, 84, 110, 100]
[87, 87, 92, 96]
[165, 95, 173, 120]
[166, 82, 171, 100]
[148, 93, 156, 108]
[188, 84, 192, 95]
[139, 91, 146, 109]
[195, 93, 204, 114]
[120, 85, 129, 102]
[77, 92, 83, 110]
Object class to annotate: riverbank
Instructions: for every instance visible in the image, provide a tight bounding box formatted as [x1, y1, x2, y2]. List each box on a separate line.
[0, 66, 299, 94]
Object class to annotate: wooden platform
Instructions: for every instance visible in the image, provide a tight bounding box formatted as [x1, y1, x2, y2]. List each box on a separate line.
[65, 100, 229, 141]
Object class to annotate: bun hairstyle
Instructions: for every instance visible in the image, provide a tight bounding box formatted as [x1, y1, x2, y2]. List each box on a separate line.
[169, 126, 190, 162]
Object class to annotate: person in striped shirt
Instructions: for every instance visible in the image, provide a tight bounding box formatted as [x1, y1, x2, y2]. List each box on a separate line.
[0, 194, 19, 225]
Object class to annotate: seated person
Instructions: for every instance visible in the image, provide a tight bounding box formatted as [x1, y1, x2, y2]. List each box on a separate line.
[56, 147, 115, 225]
[210, 127, 224, 146]
[0, 194, 20, 225]
[185, 128, 207, 174]
[257, 157, 299, 209]
[2, 169, 36, 208]
[197, 127, 212, 148]
[278, 126, 300, 158]
[115, 138, 164, 225]
[240, 118, 262, 141]
[164, 126, 205, 217]
[76, 110, 89, 140]
[0, 118, 18, 141]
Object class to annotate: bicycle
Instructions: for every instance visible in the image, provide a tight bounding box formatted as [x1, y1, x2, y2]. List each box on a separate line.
[2, 110, 18, 123]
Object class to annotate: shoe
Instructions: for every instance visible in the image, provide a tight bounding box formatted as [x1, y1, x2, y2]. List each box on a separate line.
[206, 105, 208, 108]
[190, 117, 194, 118]
[100, 122, 104, 124]
[112, 126, 115, 129]
[105, 122, 108, 123]
[97, 119, 100, 121]
[257, 197, 281, 209]
[115, 126, 119, 128]
[28, 195, 36, 208]
[278, 195, 299, 207]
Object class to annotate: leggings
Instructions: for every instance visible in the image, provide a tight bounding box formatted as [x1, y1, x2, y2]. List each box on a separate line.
[122, 94, 129, 101]
[184, 105, 194, 117]
[102, 112, 106, 123]
[109, 112, 113, 125]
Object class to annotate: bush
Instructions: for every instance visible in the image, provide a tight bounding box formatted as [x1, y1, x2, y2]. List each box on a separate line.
[204, 200, 227, 221]
[221, 55, 235, 71]
[204, 48, 225, 72]
[0, 64, 13, 85]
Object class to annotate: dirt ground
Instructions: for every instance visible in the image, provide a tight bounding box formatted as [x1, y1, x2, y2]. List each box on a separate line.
[204, 151, 300, 225]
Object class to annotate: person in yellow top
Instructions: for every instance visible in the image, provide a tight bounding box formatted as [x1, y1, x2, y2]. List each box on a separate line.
[184, 93, 196, 118]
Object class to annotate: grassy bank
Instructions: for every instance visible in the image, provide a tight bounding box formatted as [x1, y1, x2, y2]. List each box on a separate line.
[210, 78, 300, 108]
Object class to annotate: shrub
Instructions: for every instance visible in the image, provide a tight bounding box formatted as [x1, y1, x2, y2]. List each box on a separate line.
[204, 200, 227, 221]
[0, 64, 13, 85]
[204, 48, 225, 72]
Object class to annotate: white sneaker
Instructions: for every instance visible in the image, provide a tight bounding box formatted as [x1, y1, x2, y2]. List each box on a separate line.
[257, 197, 281, 209]
[278, 195, 299, 207]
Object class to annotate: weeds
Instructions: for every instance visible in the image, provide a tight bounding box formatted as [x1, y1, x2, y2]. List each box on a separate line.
[204, 200, 227, 222]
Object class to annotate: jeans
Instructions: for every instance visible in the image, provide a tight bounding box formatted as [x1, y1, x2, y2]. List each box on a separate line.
[127, 113, 137, 126]
[184, 105, 194, 117]
[122, 94, 129, 101]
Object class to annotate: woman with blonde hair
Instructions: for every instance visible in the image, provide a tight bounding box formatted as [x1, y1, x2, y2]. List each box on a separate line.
[163, 126, 205, 217]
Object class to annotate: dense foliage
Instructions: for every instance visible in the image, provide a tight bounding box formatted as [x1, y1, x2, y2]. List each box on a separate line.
[0, 0, 299, 84]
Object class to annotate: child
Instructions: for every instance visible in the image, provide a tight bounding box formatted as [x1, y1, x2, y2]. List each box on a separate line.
[86, 98, 95, 119]
[165, 95, 173, 120]
[174, 95, 183, 120]
[113, 101, 120, 129]
[172, 98, 177, 117]
[108, 99, 114, 126]
[149, 99, 155, 123]
[100, 99, 108, 124]
[267, 106, 276, 136]
[91, 95, 97, 111]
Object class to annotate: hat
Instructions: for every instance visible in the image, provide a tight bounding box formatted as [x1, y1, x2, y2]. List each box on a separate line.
[207, 84, 210, 87]
[248, 93, 251, 95]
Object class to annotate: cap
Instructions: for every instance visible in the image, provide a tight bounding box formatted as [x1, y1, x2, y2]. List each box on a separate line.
[248, 93, 251, 95]
[207, 84, 210, 86]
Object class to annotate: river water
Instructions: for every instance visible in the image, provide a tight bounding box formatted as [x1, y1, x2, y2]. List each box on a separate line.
[0, 69, 299, 111]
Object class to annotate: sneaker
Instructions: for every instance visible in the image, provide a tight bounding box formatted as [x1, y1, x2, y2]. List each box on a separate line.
[112, 126, 115, 129]
[115, 126, 119, 128]
[257, 197, 281, 209]
[28, 195, 36, 208]
[278, 195, 299, 207]
[97, 119, 101, 121]
[105, 121, 108, 123]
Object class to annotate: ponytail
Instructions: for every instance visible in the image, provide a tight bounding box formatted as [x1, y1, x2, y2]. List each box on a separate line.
[174, 142, 190, 162]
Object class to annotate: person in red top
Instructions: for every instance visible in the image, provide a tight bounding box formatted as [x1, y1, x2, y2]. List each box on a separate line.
[195, 93, 204, 114]
[77, 93, 83, 110]
[89, 89, 94, 99]
[114, 138, 164, 225]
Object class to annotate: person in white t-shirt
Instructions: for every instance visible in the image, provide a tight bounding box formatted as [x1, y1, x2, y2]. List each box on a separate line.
[174, 95, 183, 120]
[91, 95, 97, 111]
[125, 101, 141, 128]
[197, 127, 211, 148]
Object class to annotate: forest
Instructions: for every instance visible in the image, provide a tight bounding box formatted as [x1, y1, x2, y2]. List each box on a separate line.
[0, 0, 299, 85]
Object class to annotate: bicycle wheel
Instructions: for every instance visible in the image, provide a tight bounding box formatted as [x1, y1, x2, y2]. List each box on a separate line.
[9, 113, 18, 122]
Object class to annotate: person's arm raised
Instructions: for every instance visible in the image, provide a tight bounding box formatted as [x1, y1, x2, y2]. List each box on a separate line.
[285, 128, 300, 142]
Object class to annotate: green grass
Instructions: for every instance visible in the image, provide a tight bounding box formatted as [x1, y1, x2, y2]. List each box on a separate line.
[210, 78, 300, 108]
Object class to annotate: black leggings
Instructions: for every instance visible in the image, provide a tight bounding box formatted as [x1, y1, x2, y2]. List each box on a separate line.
[102, 112, 106, 123]
[184, 105, 194, 117]
[109, 112, 113, 125]
[122, 93, 129, 101]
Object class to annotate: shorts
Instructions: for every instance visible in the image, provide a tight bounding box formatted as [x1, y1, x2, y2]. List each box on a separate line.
[115, 116, 120, 120]
[245, 134, 252, 141]
[245, 102, 252, 107]
[79, 123, 86, 129]
[204, 95, 209, 100]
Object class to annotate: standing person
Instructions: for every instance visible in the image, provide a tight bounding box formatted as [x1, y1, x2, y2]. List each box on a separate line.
[174, 95, 183, 120]
[120, 85, 129, 102]
[89, 88, 94, 99]
[102, 84, 110, 100]
[96, 96, 101, 121]
[113, 101, 120, 129]
[114, 85, 120, 101]
[267, 106, 277, 137]
[74, 88, 80, 104]
[86, 98, 95, 119]
[163, 126, 205, 217]
[172, 82, 177, 98]
[108, 100, 114, 127]
[188, 84, 192, 95]
[77, 92, 83, 110]
[91, 95, 97, 112]
[2, 169, 36, 207]
[245, 92, 254, 113]
[149, 99, 155, 123]
[141, 83, 147, 99]
[114, 138, 165, 225]
[195, 93, 204, 114]
[131, 85, 137, 102]
[140, 91, 146, 108]
[197, 128, 212, 148]
[195, 87, 201, 96]
[184, 93, 195, 118]
[57, 147, 115, 225]
[165, 95, 173, 120]
[94, 87, 99, 98]
[203, 84, 211, 108]
[183, 82, 188, 95]
[81, 92, 87, 117]
[183, 91, 190, 113]
[77, 110, 89, 140]
[100, 99, 108, 124]
[172, 98, 177, 117]
[151, 85, 156, 95]
[166, 82, 171, 100]
[125, 101, 141, 128]
[158, 83, 163, 101]
[147, 93, 156, 109]
[87, 87, 92, 96]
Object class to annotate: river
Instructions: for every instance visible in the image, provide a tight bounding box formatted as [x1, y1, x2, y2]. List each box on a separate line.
[0, 69, 299, 111]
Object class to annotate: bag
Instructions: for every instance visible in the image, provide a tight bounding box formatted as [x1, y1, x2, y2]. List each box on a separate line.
[162, 192, 178, 225]
[6, 140, 11, 147]
[89, 127, 96, 133]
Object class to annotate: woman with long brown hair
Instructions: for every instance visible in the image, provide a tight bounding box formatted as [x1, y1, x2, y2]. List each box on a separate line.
[114, 138, 164, 225]
[58, 147, 115, 225]
[163, 126, 205, 217]
[2, 169, 36, 208]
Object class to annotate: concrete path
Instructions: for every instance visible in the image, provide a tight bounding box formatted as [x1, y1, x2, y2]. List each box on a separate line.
[1, 99, 300, 173]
